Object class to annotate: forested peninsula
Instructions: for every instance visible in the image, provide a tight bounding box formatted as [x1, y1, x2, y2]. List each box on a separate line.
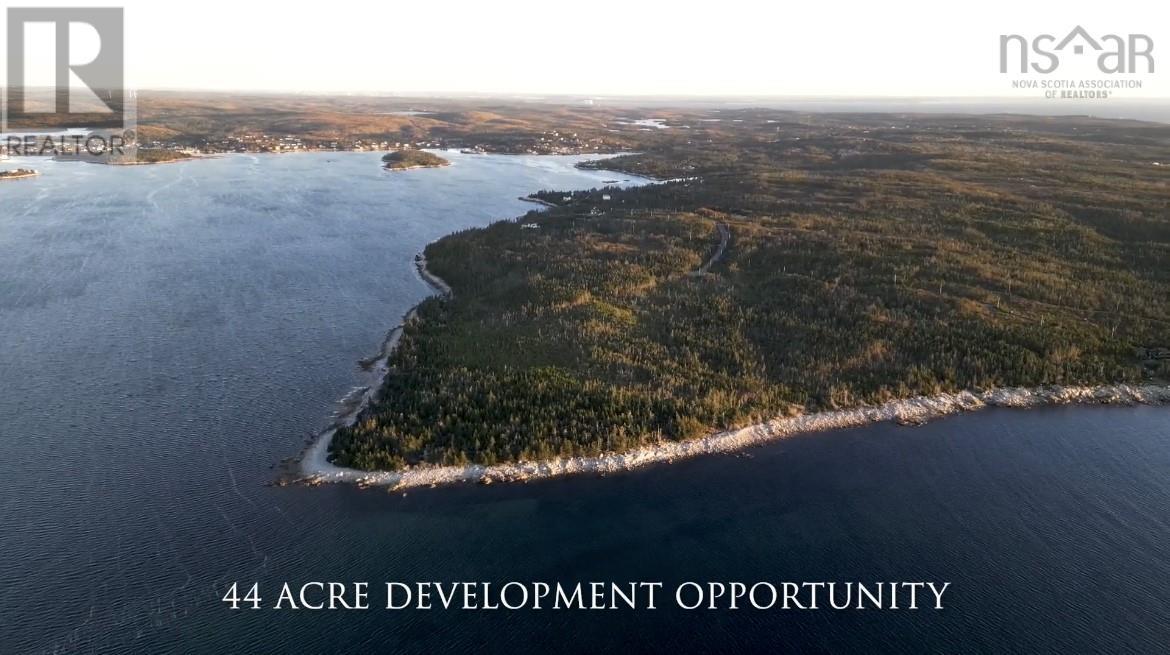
[328, 112, 1170, 471]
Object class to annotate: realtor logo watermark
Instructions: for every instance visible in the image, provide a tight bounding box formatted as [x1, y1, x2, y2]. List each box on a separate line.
[2, 7, 137, 159]
[1000, 26, 1155, 100]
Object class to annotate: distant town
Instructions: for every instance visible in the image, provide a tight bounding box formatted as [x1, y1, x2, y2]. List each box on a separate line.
[151, 128, 612, 156]
[0, 128, 616, 162]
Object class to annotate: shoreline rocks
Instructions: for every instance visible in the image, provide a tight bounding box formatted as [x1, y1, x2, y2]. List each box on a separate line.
[298, 383, 1170, 491]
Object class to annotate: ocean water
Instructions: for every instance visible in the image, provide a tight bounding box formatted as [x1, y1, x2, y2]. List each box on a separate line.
[1, 152, 1168, 654]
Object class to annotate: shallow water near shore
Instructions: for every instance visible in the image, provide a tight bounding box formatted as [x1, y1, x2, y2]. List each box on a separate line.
[1, 152, 1169, 654]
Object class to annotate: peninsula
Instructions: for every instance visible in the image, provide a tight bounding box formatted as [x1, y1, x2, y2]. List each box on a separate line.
[314, 110, 1170, 476]
[115, 149, 193, 165]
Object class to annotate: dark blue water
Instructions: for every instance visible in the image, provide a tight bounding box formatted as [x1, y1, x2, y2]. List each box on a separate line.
[1, 153, 1168, 654]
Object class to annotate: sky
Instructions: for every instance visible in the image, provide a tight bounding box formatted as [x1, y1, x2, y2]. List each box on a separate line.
[1, 0, 1167, 98]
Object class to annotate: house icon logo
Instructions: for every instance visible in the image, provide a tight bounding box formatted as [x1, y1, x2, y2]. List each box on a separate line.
[1000, 26, 1155, 74]
[1055, 26, 1100, 55]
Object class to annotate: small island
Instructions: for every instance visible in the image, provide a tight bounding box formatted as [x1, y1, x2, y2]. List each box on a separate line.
[0, 168, 39, 180]
[382, 150, 449, 171]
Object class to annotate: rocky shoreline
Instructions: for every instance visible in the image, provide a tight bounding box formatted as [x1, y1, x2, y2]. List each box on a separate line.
[518, 195, 559, 208]
[414, 252, 452, 295]
[297, 377, 1170, 490]
[291, 251, 452, 486]
[384, 162, 452, 171]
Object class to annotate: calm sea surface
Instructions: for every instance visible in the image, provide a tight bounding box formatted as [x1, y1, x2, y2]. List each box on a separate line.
[1, 152, 1168, 654]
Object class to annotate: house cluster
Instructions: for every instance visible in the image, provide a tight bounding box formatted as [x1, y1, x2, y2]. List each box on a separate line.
[524, 131, 610, 155]
[444, 131, 612, 156]
[142, 130, 616, 158]
[527, 130, 608, 154]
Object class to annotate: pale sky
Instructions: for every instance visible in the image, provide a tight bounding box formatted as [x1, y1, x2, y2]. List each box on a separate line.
[2, 0, 1168, 97]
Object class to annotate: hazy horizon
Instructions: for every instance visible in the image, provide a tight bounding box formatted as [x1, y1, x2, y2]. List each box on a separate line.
[129, 91, 1170, 124]
[2, 0, 1166, 98]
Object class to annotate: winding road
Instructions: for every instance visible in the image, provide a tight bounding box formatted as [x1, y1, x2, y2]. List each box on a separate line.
[692, 222, 731, 275]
